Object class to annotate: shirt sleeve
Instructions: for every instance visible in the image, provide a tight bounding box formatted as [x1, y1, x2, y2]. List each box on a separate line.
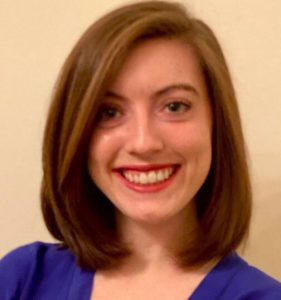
[221, 260, 281, 299]
[0, 242, 79, 300]
[0, 243, 37, 300]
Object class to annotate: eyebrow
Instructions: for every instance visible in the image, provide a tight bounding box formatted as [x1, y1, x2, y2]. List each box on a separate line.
[154, 83, 198, 97]
[105, 83, 198, 100]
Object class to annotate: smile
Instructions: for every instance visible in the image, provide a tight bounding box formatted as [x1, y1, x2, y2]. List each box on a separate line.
[122, 167, 174, 185]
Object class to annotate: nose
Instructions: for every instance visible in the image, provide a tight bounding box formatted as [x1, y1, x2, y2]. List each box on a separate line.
[124, 113, 164, 157]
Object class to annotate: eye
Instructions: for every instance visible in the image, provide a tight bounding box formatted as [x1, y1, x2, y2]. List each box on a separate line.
[165, 101, 191, 113]
[96, 104, 122, 123]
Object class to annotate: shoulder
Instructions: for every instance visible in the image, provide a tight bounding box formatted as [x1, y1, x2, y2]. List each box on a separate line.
[222, 254, 281, 299]
[0, 241, 75, 276]
[0, 242, 77, 300]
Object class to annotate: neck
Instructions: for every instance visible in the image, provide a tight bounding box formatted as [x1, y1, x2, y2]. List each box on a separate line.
[116, 202, 198, 270]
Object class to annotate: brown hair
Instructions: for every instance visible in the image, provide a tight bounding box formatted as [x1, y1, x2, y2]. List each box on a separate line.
[41, 0, 251, 270]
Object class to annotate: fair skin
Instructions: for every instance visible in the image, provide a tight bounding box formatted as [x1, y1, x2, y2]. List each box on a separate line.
[88, 38, 214, 299]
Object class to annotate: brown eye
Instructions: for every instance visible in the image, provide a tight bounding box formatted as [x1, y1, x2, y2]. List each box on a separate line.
[103, 107, 119, 119]
[166, 101, 190, 113]
[97, 105, 121, 122]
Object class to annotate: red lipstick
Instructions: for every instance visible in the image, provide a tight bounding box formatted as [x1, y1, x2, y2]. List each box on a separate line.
[113, 164, 180, 193]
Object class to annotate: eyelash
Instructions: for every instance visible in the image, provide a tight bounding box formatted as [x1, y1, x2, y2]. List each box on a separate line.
[96, 104, 122, 124]
[96, 100, 192, 125]
[164, 101, 191, 113]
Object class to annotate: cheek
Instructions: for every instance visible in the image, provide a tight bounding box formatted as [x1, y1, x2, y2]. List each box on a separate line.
[165, 123, 212, 155]
[88, 130, 124, 171]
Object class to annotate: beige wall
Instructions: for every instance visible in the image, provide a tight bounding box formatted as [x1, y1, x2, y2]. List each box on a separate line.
[1, 0, 281, 279]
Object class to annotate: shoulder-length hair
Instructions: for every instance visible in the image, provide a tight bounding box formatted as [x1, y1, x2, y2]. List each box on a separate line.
[41, 0, 251, 270]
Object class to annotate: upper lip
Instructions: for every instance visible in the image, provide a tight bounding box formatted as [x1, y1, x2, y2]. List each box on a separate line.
[113, 164, 179, 172]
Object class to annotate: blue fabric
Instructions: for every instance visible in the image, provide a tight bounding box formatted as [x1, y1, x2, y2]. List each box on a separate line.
[0, 242, 281, 299]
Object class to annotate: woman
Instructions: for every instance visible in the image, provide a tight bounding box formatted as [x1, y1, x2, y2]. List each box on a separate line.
[1, 1, 280, 299]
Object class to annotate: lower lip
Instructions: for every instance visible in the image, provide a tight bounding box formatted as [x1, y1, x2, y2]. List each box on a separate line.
[114, 167, 180, 193]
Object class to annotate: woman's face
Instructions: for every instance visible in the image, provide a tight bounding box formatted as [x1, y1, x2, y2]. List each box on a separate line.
[88, 38, 212, 226]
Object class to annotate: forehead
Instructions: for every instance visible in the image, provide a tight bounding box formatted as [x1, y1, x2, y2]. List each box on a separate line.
[108, 38, 206, 98]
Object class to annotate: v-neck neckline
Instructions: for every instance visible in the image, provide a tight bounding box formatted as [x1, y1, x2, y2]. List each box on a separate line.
[70, 253, 246, 300]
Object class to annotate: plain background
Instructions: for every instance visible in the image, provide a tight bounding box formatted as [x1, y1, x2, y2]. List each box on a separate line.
[1, 0, 281, 280]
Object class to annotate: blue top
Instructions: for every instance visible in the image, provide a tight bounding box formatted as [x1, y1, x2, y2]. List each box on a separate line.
[0, 242, 281, 299]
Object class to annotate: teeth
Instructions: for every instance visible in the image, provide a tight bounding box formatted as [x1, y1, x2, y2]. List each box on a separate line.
[133, 173, 140, 184]
[123, 167, 174, 185]
[157, 170, 164, 182]
[148, 171, 157, 183]
[139, 173, 148, 184]
[164, 168, 170, 179]
[127, 173, 134, 182]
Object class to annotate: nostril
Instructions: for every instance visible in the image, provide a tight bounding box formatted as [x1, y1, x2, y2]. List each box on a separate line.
[125, 133, 164, 155]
